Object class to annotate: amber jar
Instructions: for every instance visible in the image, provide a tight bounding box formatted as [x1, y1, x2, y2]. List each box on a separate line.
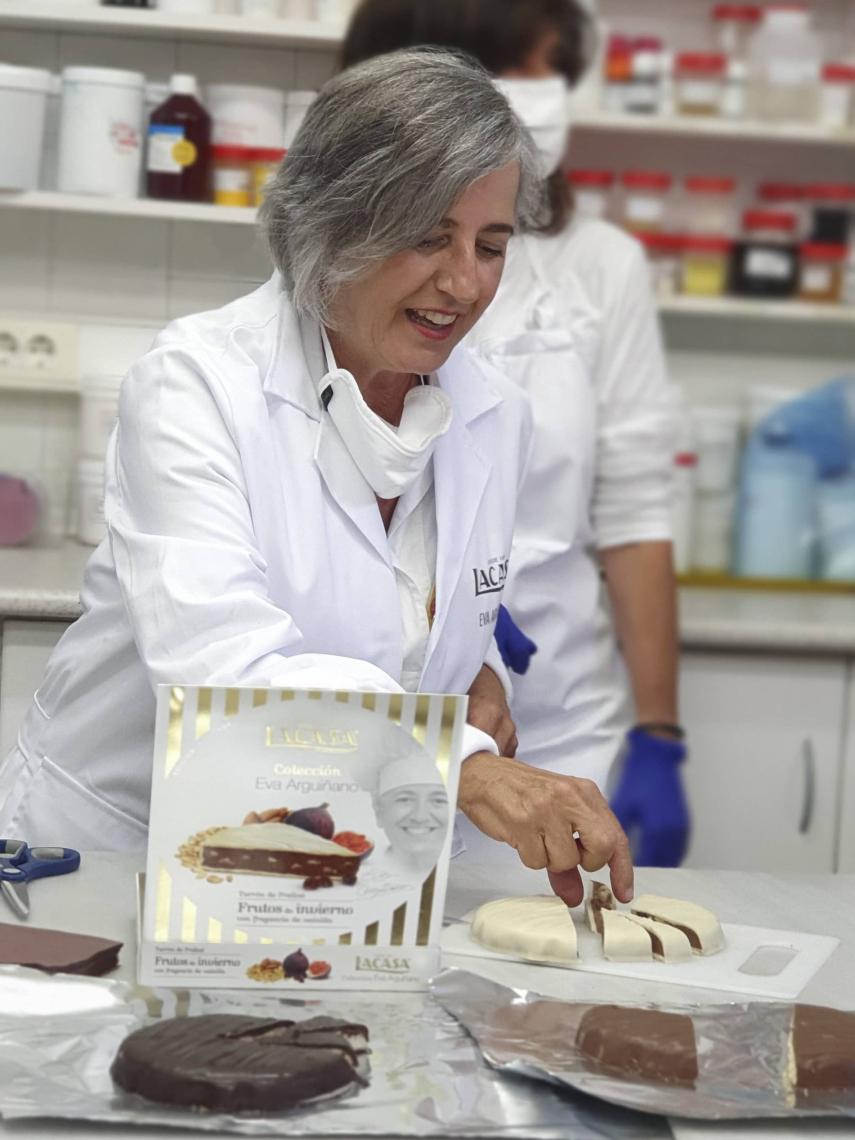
[798, 243, 847, 303]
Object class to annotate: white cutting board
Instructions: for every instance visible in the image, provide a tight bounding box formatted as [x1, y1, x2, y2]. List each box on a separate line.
[441, 912, 839, 1000]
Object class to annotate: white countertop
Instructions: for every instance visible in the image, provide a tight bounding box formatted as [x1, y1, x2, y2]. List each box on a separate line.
[2, 856, 855, 1139]
[2, 541, 855, 654]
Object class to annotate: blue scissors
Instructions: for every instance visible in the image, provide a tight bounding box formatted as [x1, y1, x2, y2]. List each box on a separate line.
[0, 839, 80, 921]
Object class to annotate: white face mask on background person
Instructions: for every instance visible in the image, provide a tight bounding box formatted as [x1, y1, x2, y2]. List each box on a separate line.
[493, 76, 574, 177]
[319, 327, 453, 500]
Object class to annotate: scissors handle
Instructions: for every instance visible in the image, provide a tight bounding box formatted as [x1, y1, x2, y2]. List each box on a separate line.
[0, 846, 80, 883]
[0, 839, 27, 864]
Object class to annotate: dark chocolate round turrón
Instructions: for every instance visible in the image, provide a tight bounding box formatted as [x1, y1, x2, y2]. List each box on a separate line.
[111, 1013, 370, 1113]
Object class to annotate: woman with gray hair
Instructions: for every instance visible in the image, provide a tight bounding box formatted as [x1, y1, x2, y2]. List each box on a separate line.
[0, 50, 632, 907]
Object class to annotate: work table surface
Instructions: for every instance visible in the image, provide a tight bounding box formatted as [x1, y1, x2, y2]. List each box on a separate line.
[2, 855, 855, 1139]
[2, 541, 855, 654]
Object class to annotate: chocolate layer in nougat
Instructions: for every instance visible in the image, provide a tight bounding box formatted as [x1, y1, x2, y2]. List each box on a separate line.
[576, 1004, 698, 1087]
[111, 1013, 370, 1112]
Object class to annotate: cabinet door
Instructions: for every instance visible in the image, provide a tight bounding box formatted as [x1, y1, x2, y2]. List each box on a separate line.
[680, 652, 847, 873]
[0, 619, 70, 763]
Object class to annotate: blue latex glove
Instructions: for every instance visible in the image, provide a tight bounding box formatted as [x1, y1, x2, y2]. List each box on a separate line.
[610, 728, 690, 868]
[494, 604, 538, 675]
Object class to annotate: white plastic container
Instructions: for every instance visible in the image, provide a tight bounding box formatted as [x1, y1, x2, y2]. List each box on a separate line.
[0, 65, 53, 191]
[206, 83, 285, 149]
[692, 492, 735, 573]
[746, 5, 822, 124]
[76, 458, 106, 547]
[284, 89, 316, 148]
[691, 406, 742, 493]
[819, 64, 855, 131]
[79, 374, 123, 461]
[57, 67, 145, 198]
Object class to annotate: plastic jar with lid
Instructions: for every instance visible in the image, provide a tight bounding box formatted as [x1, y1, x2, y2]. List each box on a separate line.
[211, 145, 253, 207]
[731, 210, 799, 298]
[805, 184, 855, 246]
[604, 35, 633, 114]
[711, 5, 761, 59]
[682, 176, 737, 235]
[568, 170, 614, 222]
[638, 232, 684, 298]
[249, 146, 284, 206]
[680, 235, 732, 297]
[57, 66, 145, 197]
[624, 37, 662, 115]
[798, 244, 847, 304]
[746, 4, 822, 124]
[819, 64, 855, 130]
[674, 53, 726, 116]
[619, 171, 673, 234]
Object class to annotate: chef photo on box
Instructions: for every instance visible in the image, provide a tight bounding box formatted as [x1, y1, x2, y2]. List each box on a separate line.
[0, 49, 632, 910]
[372, 756, 450, 881]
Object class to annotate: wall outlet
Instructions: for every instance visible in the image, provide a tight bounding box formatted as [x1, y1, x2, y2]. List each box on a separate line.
[0, 316, 79, 392]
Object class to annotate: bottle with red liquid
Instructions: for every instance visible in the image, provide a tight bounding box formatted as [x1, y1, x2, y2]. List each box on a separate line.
[146, 74, 211, 202]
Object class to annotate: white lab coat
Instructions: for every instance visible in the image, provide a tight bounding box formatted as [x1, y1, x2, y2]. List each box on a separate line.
[462, 218, 675, 809]
[0, 277, 531, 852]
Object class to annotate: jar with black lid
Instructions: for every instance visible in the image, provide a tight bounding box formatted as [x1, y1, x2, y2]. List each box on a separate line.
[805, 183, 855, 245]
[731, 209, 798, 298]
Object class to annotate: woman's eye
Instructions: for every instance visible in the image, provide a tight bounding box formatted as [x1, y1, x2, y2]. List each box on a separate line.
[418, 236, 444, 250]
[478, 244, 505, 259]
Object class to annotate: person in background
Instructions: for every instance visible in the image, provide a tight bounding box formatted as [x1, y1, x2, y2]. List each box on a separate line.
[0, 50, 633, 907]
[342, 0, 690, 869]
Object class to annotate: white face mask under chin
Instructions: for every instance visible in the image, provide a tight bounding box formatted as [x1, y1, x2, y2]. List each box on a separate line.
[319, 328, 453, 500]
[493, 76, 573, 177]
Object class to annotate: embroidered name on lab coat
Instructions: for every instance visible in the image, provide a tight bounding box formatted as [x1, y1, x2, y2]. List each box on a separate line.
[472, 558, 509, 596]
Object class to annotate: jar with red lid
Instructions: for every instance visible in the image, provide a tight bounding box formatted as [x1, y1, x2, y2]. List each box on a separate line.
[756, 181, 806, 235]
[568, 169, 615, 222]
[820, 63, 855, 130]
[731, 209, 798, 298]
[249, 146, 284, 206]
[637, 232, 684, 298]
[798, 243, 847, 303]
[625, 36, 663, 115]
[682, 176, 737, 235]
[674, 53, 726, 116]
[805, 183, 855, 245]
[604, 35, 633, 113]
[681, 235, 732, 297]
[711, 5, 761, 60]
[619, 170, 673, 234]
[212, 144, 253, 208]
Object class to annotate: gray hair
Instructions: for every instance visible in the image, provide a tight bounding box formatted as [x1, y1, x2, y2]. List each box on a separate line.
[261, 49, 544, 325]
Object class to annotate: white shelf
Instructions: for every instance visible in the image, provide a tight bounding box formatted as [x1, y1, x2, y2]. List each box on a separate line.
[575, 109, 855, 148]
[658, 295, 855, 326]
[0, 190, 258, 225]
[0, 1, 343, 47]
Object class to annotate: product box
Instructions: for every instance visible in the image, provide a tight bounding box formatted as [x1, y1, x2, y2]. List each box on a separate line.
[138, 685, 466, 990]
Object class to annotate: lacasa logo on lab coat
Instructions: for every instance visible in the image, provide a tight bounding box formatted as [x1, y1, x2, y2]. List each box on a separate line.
[472, 557, 509, 597]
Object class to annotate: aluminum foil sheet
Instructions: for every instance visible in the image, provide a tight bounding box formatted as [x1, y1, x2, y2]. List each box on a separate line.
[431, 968, 855, 1122]
[0, 967, 665, 1138]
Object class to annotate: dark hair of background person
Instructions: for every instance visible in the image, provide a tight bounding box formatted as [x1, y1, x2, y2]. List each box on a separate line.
[341, 0, 592, 235]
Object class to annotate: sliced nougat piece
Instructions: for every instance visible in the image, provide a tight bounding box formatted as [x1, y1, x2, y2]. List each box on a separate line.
[585, 880, 616, 934]
[630, 894, 724, 956]
[624, 913, 693, 963]
[600, 909, 654, 962]
[785, 1004, 855, 1107]
[470, 896, 578, 965]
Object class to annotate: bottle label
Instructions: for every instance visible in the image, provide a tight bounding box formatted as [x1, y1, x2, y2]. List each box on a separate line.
[147, 124, 194, 174]
[745, 248, 791, 280]
[767, 60, 818, 88]
[802, 264, 833, 294]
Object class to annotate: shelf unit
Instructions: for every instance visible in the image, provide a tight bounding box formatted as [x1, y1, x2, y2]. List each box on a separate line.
[659, 296, 855, 327]
[0, 190, 256, 225]
[0, 2, 344, 48]
[574, 110, 855, 148]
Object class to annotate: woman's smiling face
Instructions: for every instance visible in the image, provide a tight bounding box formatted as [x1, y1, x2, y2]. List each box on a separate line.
[327, 162, 520, 382]
[375, 783, 450, 859]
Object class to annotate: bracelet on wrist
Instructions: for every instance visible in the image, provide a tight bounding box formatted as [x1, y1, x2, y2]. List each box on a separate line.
[635, 722, 686, 741]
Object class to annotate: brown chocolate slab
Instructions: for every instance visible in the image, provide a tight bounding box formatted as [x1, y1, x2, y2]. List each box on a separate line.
[794, 1003, 855, 1102]
[111, 1013, 370, 1112]
[576, 1004, 699, 1088]
[0, 922, 122, 976]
